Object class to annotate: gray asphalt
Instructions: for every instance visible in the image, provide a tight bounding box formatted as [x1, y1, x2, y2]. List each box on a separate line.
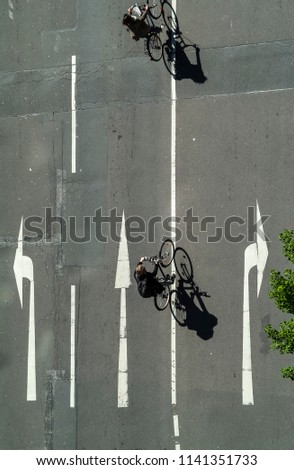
[0, 0, 294, 451]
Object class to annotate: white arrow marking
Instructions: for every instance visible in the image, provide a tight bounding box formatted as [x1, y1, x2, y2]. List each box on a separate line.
[115, 211, 131, 407]
[13, 217, 36, 401]
[242, 243, 257, 406]
[256, 200, 269, 297]
[242, 200, 268, 405]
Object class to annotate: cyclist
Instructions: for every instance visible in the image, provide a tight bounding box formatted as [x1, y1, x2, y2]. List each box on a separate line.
[134, 256, 175, 299]
[122, 4, 163, 41]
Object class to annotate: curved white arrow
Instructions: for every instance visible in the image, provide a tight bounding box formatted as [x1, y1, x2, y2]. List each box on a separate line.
[115, 211, 131, 408]
[242, 200, 268, 405]
[13, 217, 36, 401]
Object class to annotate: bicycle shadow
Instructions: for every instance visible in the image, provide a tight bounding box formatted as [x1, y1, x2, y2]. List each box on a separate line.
[172, 247, 217, 340]
[163, 16, 207, 83]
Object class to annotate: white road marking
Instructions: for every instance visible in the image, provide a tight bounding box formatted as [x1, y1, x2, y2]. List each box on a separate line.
[256, 201, 269, 297]
[70, 285, 76, 408]
[118, 288, 128, 407]
[242, 243, 257, 405]
[71, 55, 76, 174]
[242, 200, 268, 405]
[8, 0, 14, 20]
[170, 0, 180, 449]
[13, 217, 36, 401]
[173, 414, 179, 436]
[115, 212, 131, 407]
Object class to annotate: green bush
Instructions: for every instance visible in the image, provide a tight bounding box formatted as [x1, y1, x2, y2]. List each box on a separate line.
[265, 229, 294, 380]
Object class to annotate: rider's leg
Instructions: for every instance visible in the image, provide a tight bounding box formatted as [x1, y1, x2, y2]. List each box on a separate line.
[150, 25, 164, 34]
[157, 275, 175, 286]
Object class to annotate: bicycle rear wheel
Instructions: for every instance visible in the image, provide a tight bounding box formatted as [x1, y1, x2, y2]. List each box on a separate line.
[159, 239, 175, 267]
[170, 289, 186, 326]
[162, 1, 179, 33]
[146, 1, 162, 19]
[147, 33, 162, 61]
[174, 247, 193, 282]
[162, 42, 176, 77]
[154, 285, 170, 310]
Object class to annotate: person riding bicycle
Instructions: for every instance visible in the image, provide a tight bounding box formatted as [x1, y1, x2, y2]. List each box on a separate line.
[134, 256, 166, 298]
[122, 4, 151, 41]
[123, 4, 163, 41]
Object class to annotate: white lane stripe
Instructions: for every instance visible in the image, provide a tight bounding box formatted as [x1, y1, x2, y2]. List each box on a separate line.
[70, 285, 76, 408]
[170, 0, 180, 450]
[118, 288, 128, 407]
[170, 0, 177, 409]
[173, 414, 180, 437]
[71, 55, 76, 174]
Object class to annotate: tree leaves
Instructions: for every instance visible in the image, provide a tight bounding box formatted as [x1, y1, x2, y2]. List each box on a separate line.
[265, 229, 294, 380]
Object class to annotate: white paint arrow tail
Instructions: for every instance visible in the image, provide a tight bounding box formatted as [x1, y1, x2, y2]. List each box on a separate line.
[115, 211, 131, 407]
[242, 243, 257, 405]
[242, 200, 268, 405]
[13, 217, 36, 401]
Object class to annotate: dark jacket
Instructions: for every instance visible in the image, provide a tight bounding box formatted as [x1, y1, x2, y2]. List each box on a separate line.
[134, 263, 163, 298]
[127, 8, 151, 39]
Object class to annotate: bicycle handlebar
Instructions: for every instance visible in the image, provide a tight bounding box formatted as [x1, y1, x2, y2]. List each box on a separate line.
[142, 255, 160, 264]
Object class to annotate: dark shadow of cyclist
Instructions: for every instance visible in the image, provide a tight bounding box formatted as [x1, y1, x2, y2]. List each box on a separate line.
[164, 23, 207, 84]
[173, 248, 217, 340]
[177, 280, 217, 339]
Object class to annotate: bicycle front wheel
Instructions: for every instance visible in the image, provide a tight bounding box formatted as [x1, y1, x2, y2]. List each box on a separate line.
[154, 285, 170, 311]
[159, 239, 175, 267]
[162, 1, 179, 33]
[147, 33, 163, 61]
[174, 247, 193, 282]
[170, 289, 186, 326]
[146, 1, 163, 20]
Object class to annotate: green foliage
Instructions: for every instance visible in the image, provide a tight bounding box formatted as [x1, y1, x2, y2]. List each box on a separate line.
[265, 229, 294, 380]
[264, 318, 294, 355]
[279, 229, 294, 264]
[281, 367, 294, 381]
[268, 268, 294, 314]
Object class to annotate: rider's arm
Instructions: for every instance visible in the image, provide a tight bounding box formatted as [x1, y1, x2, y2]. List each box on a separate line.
[137, 256, 159, 276]
[139, 4, 149, 21]
[151, 262, 159, 277]
[134, 261, 143, 281]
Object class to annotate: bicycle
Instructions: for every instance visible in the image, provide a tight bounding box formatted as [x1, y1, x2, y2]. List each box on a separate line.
[143, 239, 175, 310]
[130, 3, 163, 61]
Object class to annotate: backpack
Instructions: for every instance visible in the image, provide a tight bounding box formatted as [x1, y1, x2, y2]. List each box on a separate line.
[138, 280, 154, 298]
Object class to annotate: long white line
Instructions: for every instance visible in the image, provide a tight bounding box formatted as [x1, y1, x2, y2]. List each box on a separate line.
[170, 0, 180, 450]
[71, 55, 76, 174]
[70, 285, 76, 408]
[171, 72, 177, 408]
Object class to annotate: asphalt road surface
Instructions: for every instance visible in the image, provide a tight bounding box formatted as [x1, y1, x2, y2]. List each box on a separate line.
[0, 0, 293, 450]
